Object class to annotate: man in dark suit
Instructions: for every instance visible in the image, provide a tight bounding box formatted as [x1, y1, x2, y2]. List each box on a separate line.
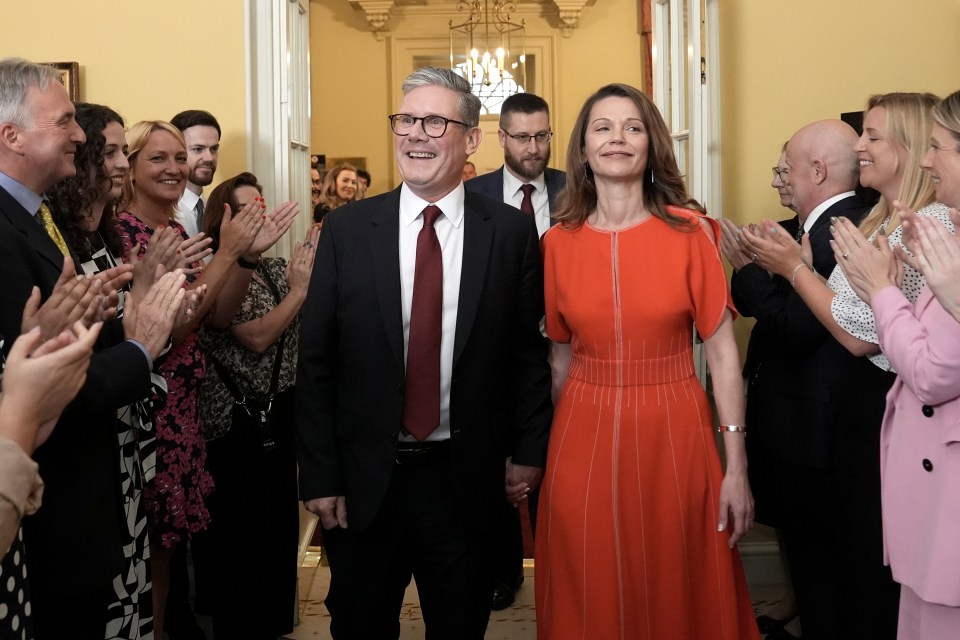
[0, 58, 169, 638]
[726, 119, 867, 640]
[296, 67, 553, 639]
[466, 91, 565, 609]
[467, 92, 565, 238]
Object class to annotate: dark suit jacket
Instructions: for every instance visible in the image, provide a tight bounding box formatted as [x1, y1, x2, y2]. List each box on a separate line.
[466, 166, 566, 216]
[731, 195, 869, 468]
[0, 185, 152, 601]
[295, 187, 553, 533]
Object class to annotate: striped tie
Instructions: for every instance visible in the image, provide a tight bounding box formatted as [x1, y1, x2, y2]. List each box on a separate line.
[37, 202, 69, 256]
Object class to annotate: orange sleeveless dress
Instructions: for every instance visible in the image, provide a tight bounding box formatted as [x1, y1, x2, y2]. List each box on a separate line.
[535, 208, 759, 640]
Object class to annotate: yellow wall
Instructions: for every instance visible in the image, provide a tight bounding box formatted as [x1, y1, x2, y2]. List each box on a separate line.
[719, 0, 960, 227]
[310, 0, 644, 197]
[2, 0, 248, 187]
[717, 0, 960, 348]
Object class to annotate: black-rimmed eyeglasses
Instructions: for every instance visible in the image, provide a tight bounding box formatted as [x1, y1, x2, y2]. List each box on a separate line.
[772, 167, 790, 181]
[501, 129, 553, 145]
[389, 114, 470, 138]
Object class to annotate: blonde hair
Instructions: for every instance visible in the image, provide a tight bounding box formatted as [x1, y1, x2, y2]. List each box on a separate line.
[318, 163, 358, 211]
[858, 93, 938, 238]
[121, 120, 187, 218]
[932, 90, 960, 147]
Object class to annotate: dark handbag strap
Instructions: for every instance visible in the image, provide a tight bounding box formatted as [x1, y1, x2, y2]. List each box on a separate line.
[207, 262, 286, 405]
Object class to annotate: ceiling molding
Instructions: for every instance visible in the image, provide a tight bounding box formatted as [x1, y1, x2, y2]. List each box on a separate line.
[347, 0, 597, 40]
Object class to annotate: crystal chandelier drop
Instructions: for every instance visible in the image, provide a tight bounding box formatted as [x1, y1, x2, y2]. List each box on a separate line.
[449, 0, 527, 114]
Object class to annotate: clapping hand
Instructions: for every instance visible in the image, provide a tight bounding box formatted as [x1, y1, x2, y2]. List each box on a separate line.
[21, 257, 103, 340]
[250, 201, 301, 256]
[0, 320, 101, 452]
[122, 270, 188, 360]
[739, 220, 803, 278]
[218, 198, 266, 260]
[897, 203, 960, 320]
[718, 218, 752, 271]
[285, 225, 320, 293]
[829, 216, 901, 303]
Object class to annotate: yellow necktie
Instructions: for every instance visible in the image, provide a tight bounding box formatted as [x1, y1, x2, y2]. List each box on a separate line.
[37, 202, 69, 257]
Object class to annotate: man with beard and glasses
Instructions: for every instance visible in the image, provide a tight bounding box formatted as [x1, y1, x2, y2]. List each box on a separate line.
[466, 92, 565, 611]
[467, 92, 565, 238]
[171, 110, 220, 238]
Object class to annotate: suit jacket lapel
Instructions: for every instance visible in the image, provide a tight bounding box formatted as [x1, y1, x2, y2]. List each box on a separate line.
[369, 188, 405, 370]
[453, 193, 493, 367]
[0, 186, 64, 278]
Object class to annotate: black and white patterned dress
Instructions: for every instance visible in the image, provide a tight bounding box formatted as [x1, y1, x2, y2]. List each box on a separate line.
[79, 233, 161, 640]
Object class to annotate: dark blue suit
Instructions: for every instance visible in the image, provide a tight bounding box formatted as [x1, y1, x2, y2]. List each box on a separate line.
[466, 166, 566, 216]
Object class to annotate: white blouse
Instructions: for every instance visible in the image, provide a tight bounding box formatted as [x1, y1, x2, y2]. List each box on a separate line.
[827, 202, 954, 372]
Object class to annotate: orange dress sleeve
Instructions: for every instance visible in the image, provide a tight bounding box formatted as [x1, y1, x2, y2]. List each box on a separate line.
[541, 226, 572, 343]
[667, 206, 737, 338]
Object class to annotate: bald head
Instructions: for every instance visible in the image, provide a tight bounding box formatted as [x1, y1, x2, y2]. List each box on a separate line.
[783, 119, 860, 218]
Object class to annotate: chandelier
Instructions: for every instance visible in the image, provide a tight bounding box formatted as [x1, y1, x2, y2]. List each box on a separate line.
[449, 0, 527, 114]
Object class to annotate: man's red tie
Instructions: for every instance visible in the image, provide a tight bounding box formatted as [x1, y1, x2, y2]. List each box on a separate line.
[402, 205, 443, 440]
[519, 183, 535, 215]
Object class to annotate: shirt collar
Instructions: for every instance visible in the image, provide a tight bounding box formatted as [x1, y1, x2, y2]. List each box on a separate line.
[178, 188, 201, 210]
[804, 191, 856, 232]
[0, 170, 43, 216]
[502, 165, 546, 198]
[400, 182, 466, 229]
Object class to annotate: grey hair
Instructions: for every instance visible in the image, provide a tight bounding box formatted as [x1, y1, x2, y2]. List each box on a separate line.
[0, 58, 62, 128]
[401, 66, 481, 127]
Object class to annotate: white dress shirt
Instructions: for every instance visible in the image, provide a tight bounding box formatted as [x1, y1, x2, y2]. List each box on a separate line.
[398, 183, 466, 441]
[175, 188, 202, 238]
[502, 168, 550, 237]
[803, 191, 856, 233]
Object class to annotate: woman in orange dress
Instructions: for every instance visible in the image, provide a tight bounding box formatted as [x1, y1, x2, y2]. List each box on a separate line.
[536, 83, 759, 640]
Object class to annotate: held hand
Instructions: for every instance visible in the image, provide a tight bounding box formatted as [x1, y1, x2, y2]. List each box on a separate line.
[717, 470, 754, 548]
[739, 220, 802, 277]
[122, 271, 187, 359]
[304, 496, 348, 530]
[218, 198, 266, 259]
[21, 258, 103, 340]
[718, 218, 751, 270]
[249, 201, 300, 257]
[286, 225, 321, 293]
[505, 458, 544, 506]
[829, 216, 899, 303]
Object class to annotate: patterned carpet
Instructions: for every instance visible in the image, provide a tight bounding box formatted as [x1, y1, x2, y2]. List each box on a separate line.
[282, 550, 783, 639]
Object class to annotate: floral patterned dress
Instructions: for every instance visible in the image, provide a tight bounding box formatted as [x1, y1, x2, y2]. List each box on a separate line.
[116, 211, 213, 548]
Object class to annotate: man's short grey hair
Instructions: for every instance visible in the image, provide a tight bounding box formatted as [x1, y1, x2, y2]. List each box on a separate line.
[0, 58, 62, 128]
[401, 67, 481, 128]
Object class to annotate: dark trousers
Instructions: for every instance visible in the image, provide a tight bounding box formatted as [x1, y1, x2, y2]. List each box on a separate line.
[32, 589, 112, 640]
[774, 457, 841, 640]
[831, 357, 899, 640]
[203, 389, 299, 640]
[493, 485, 539, 582]
[323, 450, 497, 640]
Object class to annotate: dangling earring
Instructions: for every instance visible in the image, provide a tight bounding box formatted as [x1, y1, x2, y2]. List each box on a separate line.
[648, 169, 656, 185]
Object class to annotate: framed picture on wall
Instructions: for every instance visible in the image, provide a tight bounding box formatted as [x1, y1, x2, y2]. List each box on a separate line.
[43, 62, 80, 101]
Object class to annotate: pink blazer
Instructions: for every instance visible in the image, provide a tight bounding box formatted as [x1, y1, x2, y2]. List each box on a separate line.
[874, 285, 960, 606]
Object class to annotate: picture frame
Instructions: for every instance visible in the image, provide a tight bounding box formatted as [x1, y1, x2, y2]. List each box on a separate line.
[43, 62, 80, 101]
